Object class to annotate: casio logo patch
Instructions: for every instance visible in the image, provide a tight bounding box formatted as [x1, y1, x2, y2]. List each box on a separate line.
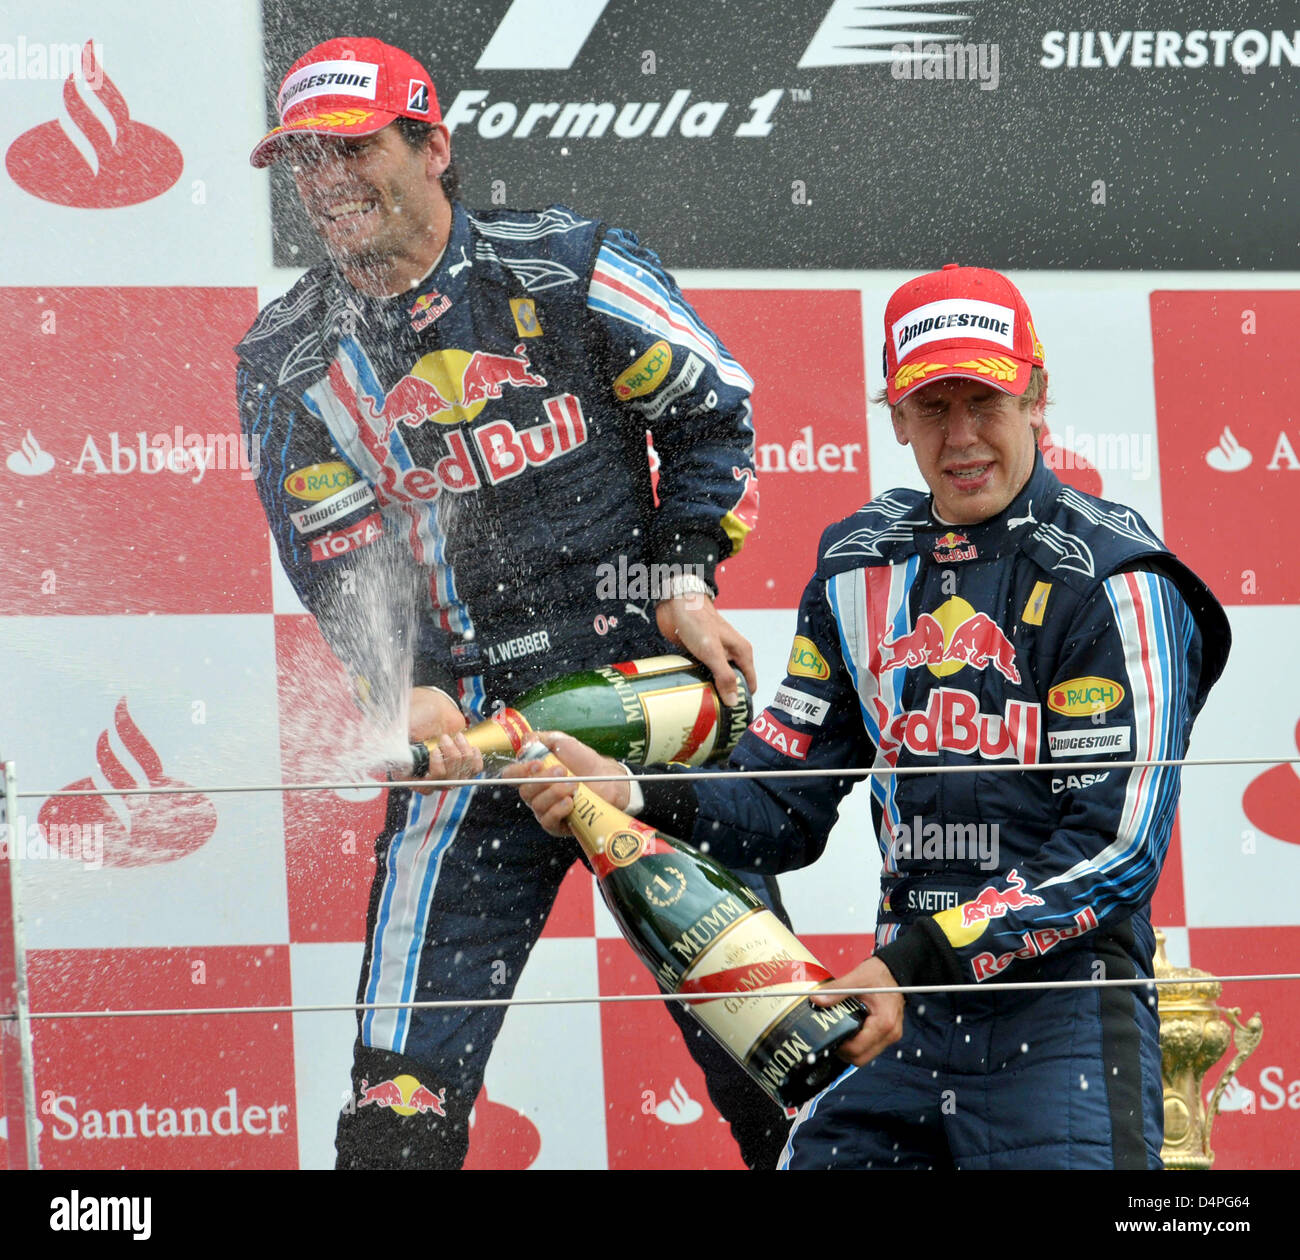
[1051, 773, 1111, 793]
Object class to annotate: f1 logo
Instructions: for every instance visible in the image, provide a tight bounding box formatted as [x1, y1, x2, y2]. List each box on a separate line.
[477, 0, 611, 70]
[407, 79, 429, 112]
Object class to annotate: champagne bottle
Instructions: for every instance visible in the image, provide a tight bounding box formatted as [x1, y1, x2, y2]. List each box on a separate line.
[408, 655, 751, 778]
[515, 743, 868, 1111]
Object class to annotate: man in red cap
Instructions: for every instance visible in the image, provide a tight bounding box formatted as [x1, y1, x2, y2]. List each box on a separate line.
[238, 37, 790, 1169]
[513, 265, 1231, 1168]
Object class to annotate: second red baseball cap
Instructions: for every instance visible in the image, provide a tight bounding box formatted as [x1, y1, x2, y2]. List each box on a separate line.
[250, 37, 440, 168]
[883, 264, 1045, 405]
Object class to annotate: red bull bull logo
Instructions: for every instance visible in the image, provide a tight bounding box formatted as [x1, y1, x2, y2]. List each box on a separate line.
[324, 342, 588, 509]
[357, 1075, 447, 1117]
[879, 597, 1020, 684]
[409, 288, 452, 330]
[932, 530, 978, 562]
[959, 869, 1045, 928]
[380, 344, 548, 429]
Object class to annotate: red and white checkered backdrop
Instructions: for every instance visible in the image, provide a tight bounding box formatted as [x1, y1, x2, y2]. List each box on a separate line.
[1, 3, 1297, 1170]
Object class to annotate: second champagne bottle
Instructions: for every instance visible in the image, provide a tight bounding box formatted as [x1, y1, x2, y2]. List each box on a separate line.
[408, 654, 751, 778]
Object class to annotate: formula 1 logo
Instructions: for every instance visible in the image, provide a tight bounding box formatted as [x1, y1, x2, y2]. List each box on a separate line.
[749, 710, 809, 760]
[475, 1, 986, 72]
[800, 0, 987, 67]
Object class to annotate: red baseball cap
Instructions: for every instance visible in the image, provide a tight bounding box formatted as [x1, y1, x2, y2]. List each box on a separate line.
[250, 37, 440, 168]
[883, 264, 1045, 405]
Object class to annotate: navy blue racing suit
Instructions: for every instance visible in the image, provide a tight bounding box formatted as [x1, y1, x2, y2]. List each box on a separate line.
[236, 202, 788, 1168]
[635, 453, 1230, 1169]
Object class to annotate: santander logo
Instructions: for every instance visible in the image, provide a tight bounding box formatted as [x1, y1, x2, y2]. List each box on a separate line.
[6, 430, 55, 476]
[37, 698, 217, 866]
[653, 1078, 704, 1126]
[463, 1088, 541, 1170]
[5, 40, 182, 208]
[1242, 716, 1300, 846]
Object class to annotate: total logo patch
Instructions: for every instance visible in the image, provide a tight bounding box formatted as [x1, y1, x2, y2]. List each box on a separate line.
[613, 340, 672, 400]
[285, 461, 356, 501]
[309, 511, 383, 562]
[787, 635, 830, 681]
[1048, 676, 1124, 716]
[750, 711, 809, 759]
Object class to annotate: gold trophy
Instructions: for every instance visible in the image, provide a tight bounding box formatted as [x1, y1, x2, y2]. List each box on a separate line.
[1154, 929, 1263, 1169]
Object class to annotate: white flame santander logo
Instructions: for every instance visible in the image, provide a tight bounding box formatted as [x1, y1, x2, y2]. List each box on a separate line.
[654, 1078, 703, 1126]
[5, 40, 182, 208]
[6, 430, 55, 476]
[37, 698, 217, 866]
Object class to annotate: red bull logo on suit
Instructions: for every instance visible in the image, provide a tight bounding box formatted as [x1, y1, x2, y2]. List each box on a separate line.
[380, 344, 548, 428]
[880, 596, 1021, 684]
[356, 1075, 447, 1117]
[871, 687, 1041, 764]
[337, 343, 589, 505]
[959, 869, 1045, 927]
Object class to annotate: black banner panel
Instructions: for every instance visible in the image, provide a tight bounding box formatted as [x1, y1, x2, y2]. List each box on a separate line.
[259, 0, 1298, 269]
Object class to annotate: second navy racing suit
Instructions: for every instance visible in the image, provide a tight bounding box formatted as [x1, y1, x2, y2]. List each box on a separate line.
[633, 453, 1230, 1169]
[236, 202, 789, 1168]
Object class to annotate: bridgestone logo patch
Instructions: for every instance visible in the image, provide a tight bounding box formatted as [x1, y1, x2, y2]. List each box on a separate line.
[1047, 727, 1131, 756]
[771, 685, 829, 726]
[279, 60, 379, 113]
[290, 480, 376, 534]
[893, 299, 1015, 357]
